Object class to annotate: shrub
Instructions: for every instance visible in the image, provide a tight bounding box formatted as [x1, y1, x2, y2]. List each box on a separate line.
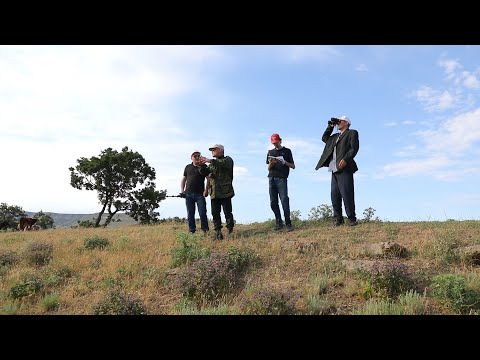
[9, 275, 44, 300]
[170, 232, 210, 267]
[240, 287, 296, 315]
[354, 290, 427, 315]
[431, 274, 479, 313]
[84, 236, 110, 250]
[362, 260, 414, 299]
[361, 207, 381, 223]
[23, 242, 53, 266]
[308, 204, 334, 221]
[45, 266, 75, 287]
[42, 293, 60, 312]
[93, 291, 147, 315]
[176, 252, 236, 304]
[227, 246, 257, 273]
[0, 250, 18, 267]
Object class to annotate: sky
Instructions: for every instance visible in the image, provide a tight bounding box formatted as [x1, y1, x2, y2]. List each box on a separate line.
[1, 45, 480, 223]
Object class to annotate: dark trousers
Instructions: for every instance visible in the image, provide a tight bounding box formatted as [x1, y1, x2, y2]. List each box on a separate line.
[331, 171, 356, 222]
[211, 197, 234, 231]
[269, 177, 291, 226]
[185, 193, 209, 232]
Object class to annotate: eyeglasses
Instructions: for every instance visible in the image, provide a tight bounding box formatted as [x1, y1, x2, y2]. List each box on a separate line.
[192, 155, 201, 158]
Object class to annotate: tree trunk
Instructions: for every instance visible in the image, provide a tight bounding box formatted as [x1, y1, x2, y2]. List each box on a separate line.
[95, 203, 107, 227]
[103, 204, 119, 228]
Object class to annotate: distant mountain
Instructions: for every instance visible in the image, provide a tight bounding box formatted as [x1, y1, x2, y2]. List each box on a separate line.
[25, 212, 138, 228]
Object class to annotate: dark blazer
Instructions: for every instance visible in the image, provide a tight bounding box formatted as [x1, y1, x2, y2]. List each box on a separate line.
[315, 126, 359, 173]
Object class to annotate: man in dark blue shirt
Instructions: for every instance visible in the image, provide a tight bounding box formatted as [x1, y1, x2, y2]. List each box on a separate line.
[181, 151, 209, 234]
[266, 133, 295, 231]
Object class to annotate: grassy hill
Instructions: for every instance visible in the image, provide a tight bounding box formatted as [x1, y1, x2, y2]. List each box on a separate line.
[1, 219, 480, 315]
[25, 212, 138, 229]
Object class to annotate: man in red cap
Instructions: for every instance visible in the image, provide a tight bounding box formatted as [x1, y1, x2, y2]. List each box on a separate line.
[266, 133, 295, 231]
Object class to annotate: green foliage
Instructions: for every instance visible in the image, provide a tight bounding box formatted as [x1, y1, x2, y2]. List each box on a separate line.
[23, 242, 54, 266]
[170, 232, 210, 267]
[361, 207, 381, 223]
[174, 299, 234, 315]
[290, 210, 302, 221]
[75, 219, 96, 228]
[69, 146, 166, 227]
[431, 274, 479, 313]
[0, 203, 26, 230]
[92, 290, 147, 315]
[308, 204, 334, 221]
[84, 236, 110, 250]
[227, 246, 257, 273]
[240, 287, 296, 315]
[42, 293, 60, 311]
[175, 248, 255, 305]
[0, 250, 18, 267]
[354, 290, 427, 315]
[33, 211, 55, 229]
[305, 294, 337, 315]
[361, 261, 415, 299]
[9, 275, 44, 300]
[44, 266, 75, 287]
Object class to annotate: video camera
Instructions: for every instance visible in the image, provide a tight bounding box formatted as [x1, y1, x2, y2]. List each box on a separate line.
[328, 117, 340, 126]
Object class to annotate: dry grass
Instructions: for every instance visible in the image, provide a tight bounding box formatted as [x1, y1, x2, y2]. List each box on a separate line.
[1, 219, 480, 315]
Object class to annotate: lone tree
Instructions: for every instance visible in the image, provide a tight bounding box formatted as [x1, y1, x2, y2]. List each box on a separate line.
[34, 210, 55, 229]
[69, 146, 166, 227]
[0, 203, 27, 230]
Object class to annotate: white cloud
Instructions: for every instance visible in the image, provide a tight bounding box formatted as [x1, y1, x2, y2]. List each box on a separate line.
[0, 45, 228, 214]
[438, 58, 461, 79]
[412, 86, 456, 112]
[384, 122, 397, 127]
[463, 72, 480, 89]
[402, 120, 416, 125]
[355, 64, 368, 72]
[382, 108, 480, 180]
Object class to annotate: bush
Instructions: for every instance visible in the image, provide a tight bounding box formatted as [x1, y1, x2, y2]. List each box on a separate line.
[308, 204, 334, 221]
[170, 232, 210, 267]
[176, 252, 236, 304]
[23, 242, 53, 266]
[0, 250, 18, 267]
[84, 236, 110, 250]
[240, 287, 296, 315]
[93, 291, 147, 315]
[361, 207, 381, 223]
[362, 260, 414, 299]
[431, 274, 479, 313]
[9, 275, 44, 300]
[42, 293, 60, 311]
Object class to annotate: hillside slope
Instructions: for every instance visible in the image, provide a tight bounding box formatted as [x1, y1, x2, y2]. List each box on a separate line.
[1, 219, 480, 315]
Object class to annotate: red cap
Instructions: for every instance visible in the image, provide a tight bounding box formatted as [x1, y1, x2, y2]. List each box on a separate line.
[271, 133, 282, 144]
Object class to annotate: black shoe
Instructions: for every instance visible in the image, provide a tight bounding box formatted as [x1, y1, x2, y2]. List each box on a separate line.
[286, 224, 293, 232]
[227, 228, 234, 235]
[189, 230, 196, 234]
[215, 230, 224, 240]
[349, 220, 358, 226]
[274, 223, 284, 231]
[334, 220, 344, 226]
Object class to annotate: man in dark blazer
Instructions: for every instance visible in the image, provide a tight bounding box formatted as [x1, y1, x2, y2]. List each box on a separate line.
[315, 115, 359, 226]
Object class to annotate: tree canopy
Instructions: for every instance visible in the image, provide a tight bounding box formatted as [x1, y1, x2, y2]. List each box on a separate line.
[0, 203, 26, 230]
[34, 211, 55, 229]
[69, 146, 166, 227]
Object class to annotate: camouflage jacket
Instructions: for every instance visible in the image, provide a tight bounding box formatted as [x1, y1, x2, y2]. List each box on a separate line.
[199, 155, 235, 199]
